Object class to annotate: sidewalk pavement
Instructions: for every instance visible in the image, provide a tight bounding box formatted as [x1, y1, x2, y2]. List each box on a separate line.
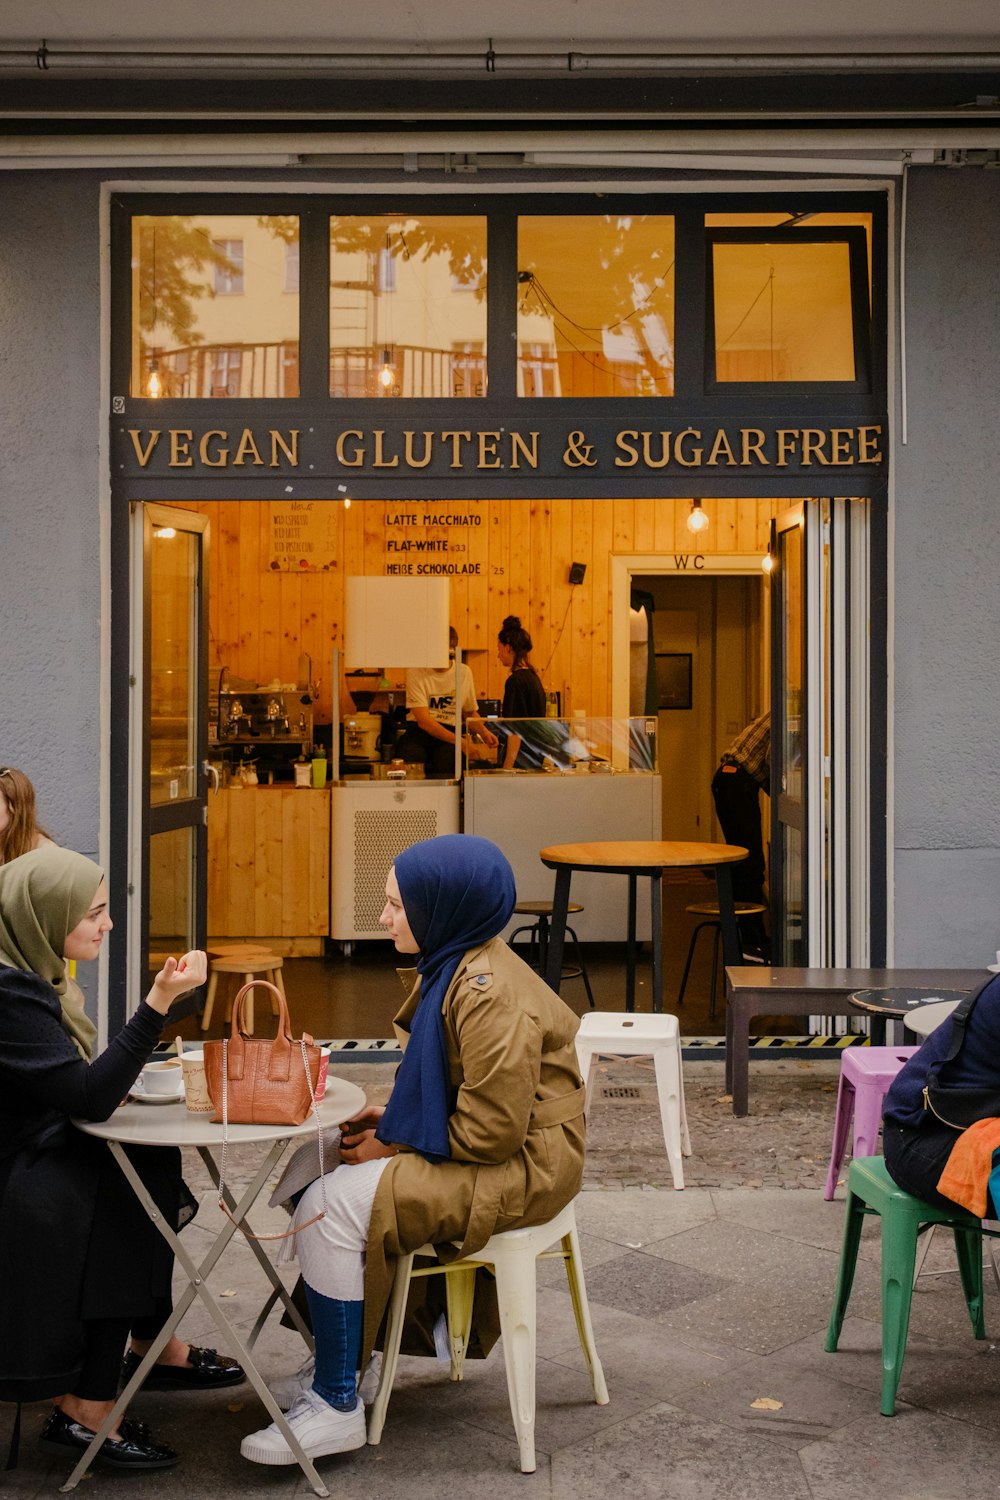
[5, 1058, 1000, 1499]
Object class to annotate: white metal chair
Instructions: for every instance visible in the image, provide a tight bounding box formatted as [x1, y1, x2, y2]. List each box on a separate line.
[575, 1011, 691, 1189]
[366, 1198, 609, 1473]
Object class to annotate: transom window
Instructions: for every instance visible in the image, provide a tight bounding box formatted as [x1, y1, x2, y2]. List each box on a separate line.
[124, 198, 879, 404]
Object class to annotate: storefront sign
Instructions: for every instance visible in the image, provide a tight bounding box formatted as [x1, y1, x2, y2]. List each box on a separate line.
[117, 416, 886, 488]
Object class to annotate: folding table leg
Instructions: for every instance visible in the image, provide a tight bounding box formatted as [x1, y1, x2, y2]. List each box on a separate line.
[59, 1139, 331, 1499]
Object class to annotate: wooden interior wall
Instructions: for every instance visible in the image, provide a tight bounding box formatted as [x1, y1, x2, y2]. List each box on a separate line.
[174, 497, 783, 721]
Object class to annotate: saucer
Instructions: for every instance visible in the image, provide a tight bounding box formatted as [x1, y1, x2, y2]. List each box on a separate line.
[129, 1083, 185, 1106]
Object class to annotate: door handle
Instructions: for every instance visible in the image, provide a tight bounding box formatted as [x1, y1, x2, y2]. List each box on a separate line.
[203, 760, 220, 795]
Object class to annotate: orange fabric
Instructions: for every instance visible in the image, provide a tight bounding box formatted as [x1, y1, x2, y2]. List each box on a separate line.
[936, 1117, 1000, 1216]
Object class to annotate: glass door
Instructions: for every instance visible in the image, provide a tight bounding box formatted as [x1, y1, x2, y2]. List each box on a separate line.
[127, 503, 210, 1014]
[770, 497, 870, 968]
[771, 505, 808, 964]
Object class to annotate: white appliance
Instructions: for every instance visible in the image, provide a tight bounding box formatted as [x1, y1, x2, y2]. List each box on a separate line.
[330, 780, 460, 940]
[343, 712, 381, 759]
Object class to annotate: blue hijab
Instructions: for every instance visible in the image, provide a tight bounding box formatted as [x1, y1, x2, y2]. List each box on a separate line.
[375, 834, 516, 1162]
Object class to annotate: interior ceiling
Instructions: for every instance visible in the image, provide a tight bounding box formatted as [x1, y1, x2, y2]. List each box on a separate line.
[2, 0, 998, 50]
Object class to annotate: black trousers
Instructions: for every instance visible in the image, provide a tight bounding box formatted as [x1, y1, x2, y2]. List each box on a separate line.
[711, 763, 766, 905]
[882, 1119, 962, 1212]
[394, 724, 459, 777]
[74, 1295, 173, 1401]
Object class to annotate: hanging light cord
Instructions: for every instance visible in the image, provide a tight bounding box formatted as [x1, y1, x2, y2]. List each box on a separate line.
[541, 589, 576, 676]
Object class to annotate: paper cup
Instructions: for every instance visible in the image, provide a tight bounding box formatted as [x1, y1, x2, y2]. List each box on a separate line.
[142, 1059, 183, 1095]
[180, 1050, 213, 1113]
[315, 1046, 332, 1102]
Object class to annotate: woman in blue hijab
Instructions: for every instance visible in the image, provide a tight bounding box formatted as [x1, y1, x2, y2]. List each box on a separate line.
[243, 834, 586, 1468]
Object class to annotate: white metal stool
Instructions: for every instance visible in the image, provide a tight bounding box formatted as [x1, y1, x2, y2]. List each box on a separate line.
[200, 950, 285, 1033]
[575, 1011, 691, 1189]
[366, 1198, 608, 1473]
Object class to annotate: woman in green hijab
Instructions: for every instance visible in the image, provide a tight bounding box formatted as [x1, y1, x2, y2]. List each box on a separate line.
[0, 846, 225, 1472]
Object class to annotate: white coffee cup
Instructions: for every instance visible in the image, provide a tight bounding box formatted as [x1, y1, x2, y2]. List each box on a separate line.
[142, 1059, 183, 1095]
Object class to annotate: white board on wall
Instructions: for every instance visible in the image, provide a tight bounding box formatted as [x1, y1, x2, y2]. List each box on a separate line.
[344, 576, 450, 668]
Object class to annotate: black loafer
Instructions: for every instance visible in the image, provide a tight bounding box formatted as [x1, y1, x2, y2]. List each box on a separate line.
[120, 1344, 246, 1391]
[40, 1407, 179, 1470]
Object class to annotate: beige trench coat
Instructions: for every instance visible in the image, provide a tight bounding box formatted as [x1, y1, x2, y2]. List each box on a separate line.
[361, 936, 585, 1362]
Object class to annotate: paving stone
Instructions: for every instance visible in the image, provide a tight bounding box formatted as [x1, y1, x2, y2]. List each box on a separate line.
[575, 1186, 717, 1246]
[798, 1406, 1000, 1500]
[776, 1313, 978, 1398]
[574, 1249, 732, 1317]
[550, 1399, 815, 1500]
[639, 1215, 847, 1287]
[665, 1346, 879, 1446]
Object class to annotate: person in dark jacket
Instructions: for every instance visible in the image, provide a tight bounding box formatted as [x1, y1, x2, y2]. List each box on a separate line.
[882, 973, 1000, 1209]
[0, 846, 238, 1472]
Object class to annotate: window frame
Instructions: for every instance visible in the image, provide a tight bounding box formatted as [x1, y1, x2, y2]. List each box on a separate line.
[704, 226, 872, 395]
[113, 190, 886, 417]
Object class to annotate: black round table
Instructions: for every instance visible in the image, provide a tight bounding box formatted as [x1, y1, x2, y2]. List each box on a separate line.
[849, 986, 971, 1045]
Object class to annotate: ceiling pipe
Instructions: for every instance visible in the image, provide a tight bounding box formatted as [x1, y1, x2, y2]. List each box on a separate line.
[2, 42, 1000, 77]
[0, 129, 997, 160]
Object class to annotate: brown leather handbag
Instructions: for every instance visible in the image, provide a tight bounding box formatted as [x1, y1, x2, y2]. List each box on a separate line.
[204, 980, 321, 1126]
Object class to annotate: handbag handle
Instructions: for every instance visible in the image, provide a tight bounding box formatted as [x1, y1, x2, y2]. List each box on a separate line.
[230, 979, 294, 1041]
[227, 979, 313, 1082]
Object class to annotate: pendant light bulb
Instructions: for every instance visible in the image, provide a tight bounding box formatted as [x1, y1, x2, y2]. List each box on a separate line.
[686, 499, 709, 534]
[147, 357, 161, 399]
[378, 349, 395, 390]
[761, 551, 775, 574]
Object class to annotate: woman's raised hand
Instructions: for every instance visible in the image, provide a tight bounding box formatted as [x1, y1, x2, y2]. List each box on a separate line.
[145, 951, 208, 1015]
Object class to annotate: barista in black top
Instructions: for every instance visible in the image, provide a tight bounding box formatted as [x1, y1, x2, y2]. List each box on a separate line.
[497, 616, 547, 769]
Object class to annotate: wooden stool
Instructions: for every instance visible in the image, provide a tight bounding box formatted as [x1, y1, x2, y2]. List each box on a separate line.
[508, 900, 595, 1008]
[200, 952, 285, 1034]
[675, 901, 768, 1019]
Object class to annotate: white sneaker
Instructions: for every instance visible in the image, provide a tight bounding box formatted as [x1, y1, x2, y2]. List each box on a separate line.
[240, 1389, 366, 1466]
[268, 1354, 316, 1412]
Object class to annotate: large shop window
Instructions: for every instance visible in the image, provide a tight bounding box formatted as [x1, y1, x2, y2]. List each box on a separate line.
[329, 215, 488, 398]
[706, 227, 871, 388]
[131, 215, 301, 398]
[516, 215, 675, 398]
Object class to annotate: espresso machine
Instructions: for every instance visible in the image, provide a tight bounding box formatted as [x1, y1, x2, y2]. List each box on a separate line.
[217, 681, 313, 782]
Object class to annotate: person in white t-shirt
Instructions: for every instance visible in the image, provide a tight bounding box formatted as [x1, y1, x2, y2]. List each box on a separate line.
[394, 628, 498, 776]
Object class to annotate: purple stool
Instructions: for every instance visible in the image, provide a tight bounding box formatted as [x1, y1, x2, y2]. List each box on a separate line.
[823, 1046, 919, 1200]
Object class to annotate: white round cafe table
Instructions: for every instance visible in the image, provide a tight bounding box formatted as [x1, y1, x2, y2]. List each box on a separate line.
[903, 998, 962, 1039]
[75, 1077, 365, 1144]
[65, 1075, 366, 1498]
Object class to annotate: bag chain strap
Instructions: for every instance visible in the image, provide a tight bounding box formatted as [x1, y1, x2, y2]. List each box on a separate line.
[215, 1037, 330, 1241]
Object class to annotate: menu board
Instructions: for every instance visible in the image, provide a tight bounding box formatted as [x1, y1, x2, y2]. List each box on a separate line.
[267, 502, 339, 571]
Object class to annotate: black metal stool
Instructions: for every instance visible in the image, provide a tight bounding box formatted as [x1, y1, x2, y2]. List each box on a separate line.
[675, 901, 768, 1019]
[509, 900, 596, 1008]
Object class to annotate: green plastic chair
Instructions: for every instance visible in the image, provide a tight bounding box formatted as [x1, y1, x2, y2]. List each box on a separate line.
[826, 1155, 989, 1415]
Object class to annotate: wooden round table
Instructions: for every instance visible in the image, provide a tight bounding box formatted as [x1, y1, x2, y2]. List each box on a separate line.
[539, 840, 748, 1012]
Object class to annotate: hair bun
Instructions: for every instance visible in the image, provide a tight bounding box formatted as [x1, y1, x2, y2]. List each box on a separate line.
[502, 615, 521, 630]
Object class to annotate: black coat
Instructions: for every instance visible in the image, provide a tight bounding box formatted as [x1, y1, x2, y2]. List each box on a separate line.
[0, 966, 175, 1403]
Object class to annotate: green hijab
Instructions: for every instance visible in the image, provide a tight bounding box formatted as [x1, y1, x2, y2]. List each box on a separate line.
[0, 845, 103, 1060]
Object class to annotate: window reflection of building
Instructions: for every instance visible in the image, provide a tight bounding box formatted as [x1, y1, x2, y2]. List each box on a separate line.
[132, 214, 300, 398]
[212, 238, 244, 295]
[329, 215, 488, 398]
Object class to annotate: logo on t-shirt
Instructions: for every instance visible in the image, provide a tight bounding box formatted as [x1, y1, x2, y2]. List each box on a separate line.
[428, 695, 455, 711]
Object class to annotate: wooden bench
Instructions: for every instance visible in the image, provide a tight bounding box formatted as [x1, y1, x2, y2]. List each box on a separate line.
[723, 966, 983, 1117]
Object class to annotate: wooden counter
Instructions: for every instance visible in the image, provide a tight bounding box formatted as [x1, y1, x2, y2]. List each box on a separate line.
[207, 786, 329, 945]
